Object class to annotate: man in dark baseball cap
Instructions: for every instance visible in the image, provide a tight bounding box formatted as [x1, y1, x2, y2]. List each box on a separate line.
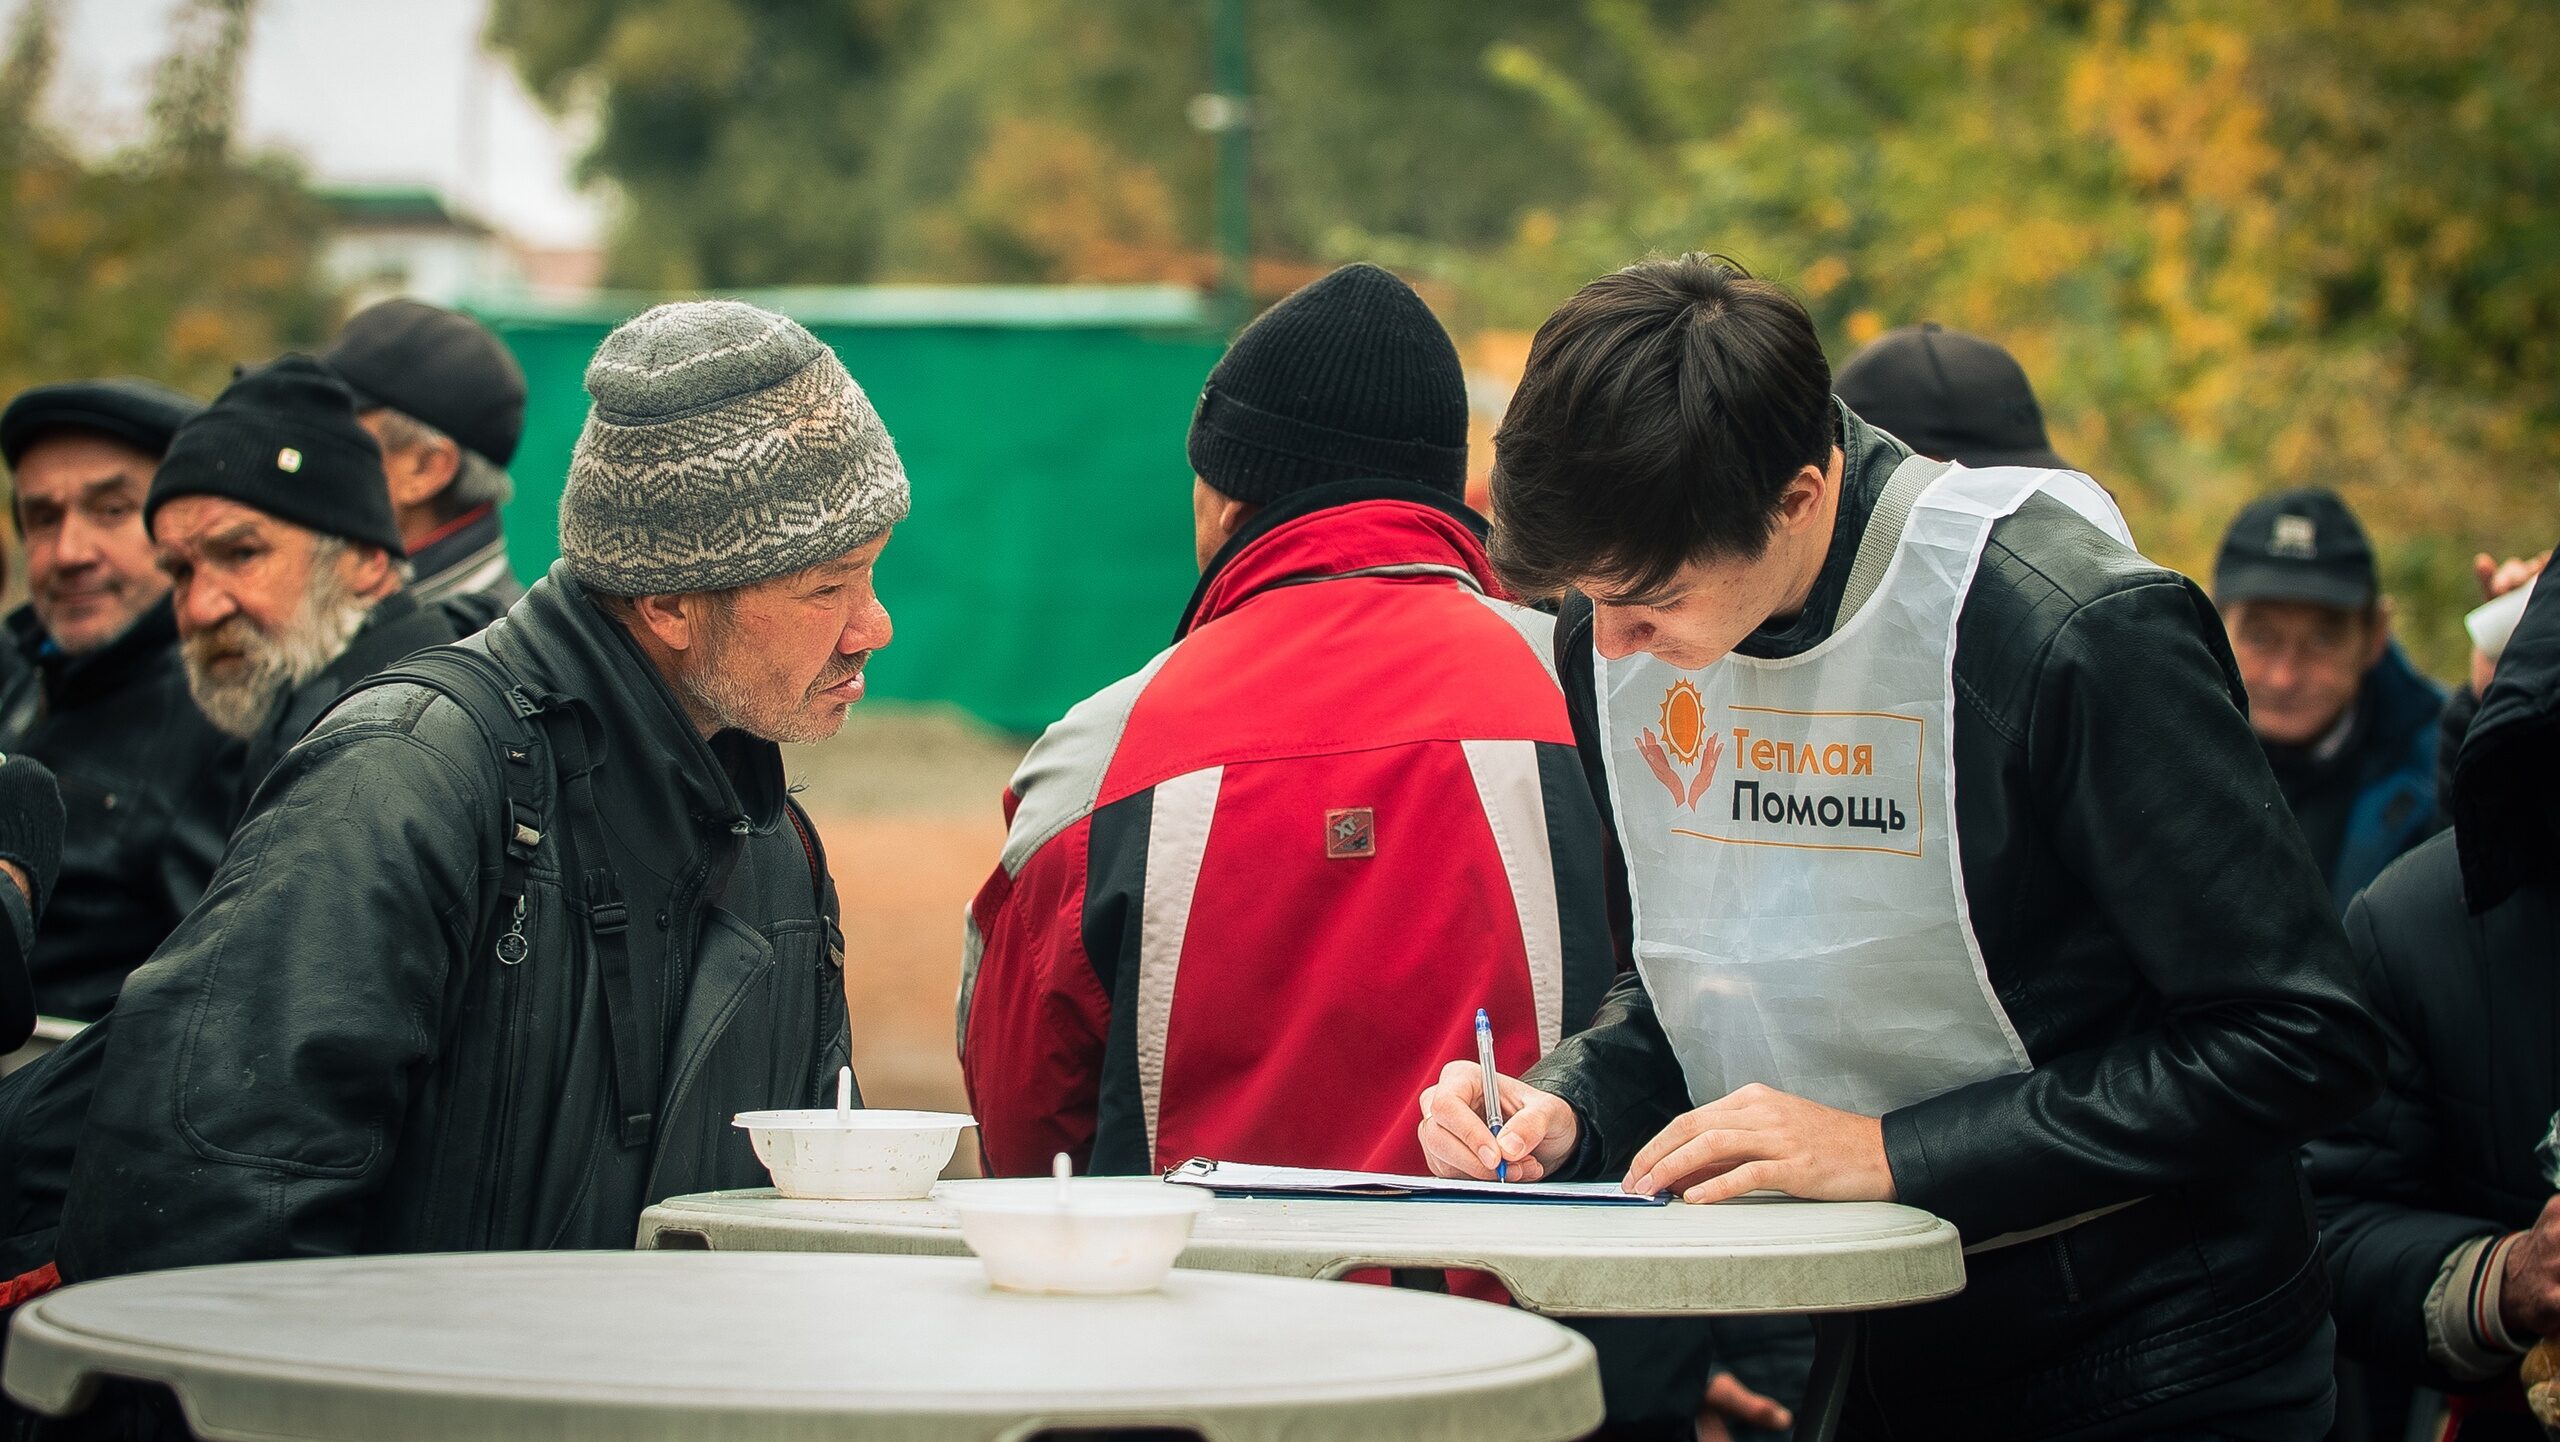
[2215, 487, 2443, 906]
[320, 299, 526, 606]
[0, 378, 239, 1022]
[1834, 322, 2069, 471]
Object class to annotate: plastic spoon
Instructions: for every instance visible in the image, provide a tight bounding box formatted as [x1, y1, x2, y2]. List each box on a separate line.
[1053, 1151, 1073, 1208]
[836, 1066, 853, 1121]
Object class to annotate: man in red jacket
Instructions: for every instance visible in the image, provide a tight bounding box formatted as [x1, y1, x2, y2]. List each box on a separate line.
[962, 263, 1618, 1180]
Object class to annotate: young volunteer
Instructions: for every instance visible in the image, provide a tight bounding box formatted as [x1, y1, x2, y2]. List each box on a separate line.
[1417, 255, 2384, 1439]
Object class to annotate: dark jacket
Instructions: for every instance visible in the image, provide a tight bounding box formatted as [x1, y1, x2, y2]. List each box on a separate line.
[233, 587, 500, 811]
[2304, 835, 2547, 1441]
[1528, 404, 2385, 1440]
[0, 601, 239, 1021]
[57, 566, 850, 1278]
[407, 503, 524, 610]
[2263, 642, 2444, 911]
[2305, 561, 2560, 1442]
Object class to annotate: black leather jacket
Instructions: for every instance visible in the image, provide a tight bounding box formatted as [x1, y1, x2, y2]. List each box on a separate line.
[1529, 406, 2384, 1440]
[0, 601, 239, 1021]
[2305, 835, 2548, 1439]
[58, 567, 850, 1278]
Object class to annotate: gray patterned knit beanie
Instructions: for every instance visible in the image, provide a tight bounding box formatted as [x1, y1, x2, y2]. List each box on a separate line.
[559, 300, 910, 596]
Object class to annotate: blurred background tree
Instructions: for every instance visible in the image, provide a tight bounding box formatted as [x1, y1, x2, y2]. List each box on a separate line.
[488, 0, 2556, 670]
[486, 0, 1680, 289]
[1381, 0, 2560, 667]
[0, 0, 332, 402]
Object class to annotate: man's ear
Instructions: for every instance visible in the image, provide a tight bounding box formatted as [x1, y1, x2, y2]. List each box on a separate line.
[632, 592, 695, 653]
[380, 439, 460, 510]
[1217, 494, 1259, 543]
[339, 542, 399, 598]
[1775, 453, 1835, 530]
[2365, 598, 2396, 668]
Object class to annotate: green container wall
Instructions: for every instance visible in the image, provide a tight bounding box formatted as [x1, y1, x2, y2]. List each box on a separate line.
[475, 308, 1226, 736]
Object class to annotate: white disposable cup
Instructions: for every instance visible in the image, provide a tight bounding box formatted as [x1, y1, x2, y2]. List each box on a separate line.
[732, 1109, 975, 1201]
[952, 1179, 1211, 1295]
[2467, 573, 2541, 663]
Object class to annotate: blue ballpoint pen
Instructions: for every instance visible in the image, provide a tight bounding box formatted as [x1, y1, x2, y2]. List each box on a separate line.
[1476, 1008, 1506, 1182]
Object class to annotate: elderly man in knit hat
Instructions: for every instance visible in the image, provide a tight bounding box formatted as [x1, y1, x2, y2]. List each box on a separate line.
[54, 301, 904, 1281]
[321, 299, 528, 606]
[145, 355, 491, 798]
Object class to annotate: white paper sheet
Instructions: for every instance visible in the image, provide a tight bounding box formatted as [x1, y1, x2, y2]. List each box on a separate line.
[1163, 1158, 1672, 1206]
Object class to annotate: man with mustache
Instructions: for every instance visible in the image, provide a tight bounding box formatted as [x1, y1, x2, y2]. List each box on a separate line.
[143, 355, 492, 805]
[57, 300, 896, 1282]
[0, 379, 239, 1022]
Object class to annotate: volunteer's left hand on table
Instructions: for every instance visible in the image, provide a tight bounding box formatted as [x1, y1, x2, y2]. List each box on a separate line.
[1419, 1066, 1896, 1204]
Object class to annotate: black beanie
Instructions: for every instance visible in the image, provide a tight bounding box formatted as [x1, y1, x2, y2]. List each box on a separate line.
[1187, 263, 1469, 503]
[147, 355, 405, 557]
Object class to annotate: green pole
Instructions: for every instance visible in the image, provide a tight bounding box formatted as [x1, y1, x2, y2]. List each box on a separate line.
[1210, 0, 1251, 329]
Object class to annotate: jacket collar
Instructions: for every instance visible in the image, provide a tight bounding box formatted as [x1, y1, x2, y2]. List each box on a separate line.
[408, 505, 510, 601]
[1175, 478, 1498, 638]
[1734, 399, 1913, 661]
[481, 562, 785, 835]
[7, 596, 181, 711]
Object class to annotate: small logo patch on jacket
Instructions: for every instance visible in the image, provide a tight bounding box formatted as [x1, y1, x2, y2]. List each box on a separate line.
[1325, 808, 1375, 859]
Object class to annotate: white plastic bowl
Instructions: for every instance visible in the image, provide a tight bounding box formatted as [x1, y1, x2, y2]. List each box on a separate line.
[952, 1179, 1212, 1295]
[731, 1109, 975, 1200]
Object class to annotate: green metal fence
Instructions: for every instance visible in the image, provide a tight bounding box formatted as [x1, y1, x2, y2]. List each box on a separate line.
[467, 286, 1226, 735]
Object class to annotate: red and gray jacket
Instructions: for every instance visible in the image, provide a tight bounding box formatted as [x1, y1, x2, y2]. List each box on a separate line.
[961, 480, 1616, 1180]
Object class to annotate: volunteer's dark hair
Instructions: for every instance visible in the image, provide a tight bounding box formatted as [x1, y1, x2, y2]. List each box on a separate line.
[1490, 253, 1836, 599]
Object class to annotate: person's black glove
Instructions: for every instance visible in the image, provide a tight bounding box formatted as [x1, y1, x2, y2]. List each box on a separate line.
[0, 753, 66, 923]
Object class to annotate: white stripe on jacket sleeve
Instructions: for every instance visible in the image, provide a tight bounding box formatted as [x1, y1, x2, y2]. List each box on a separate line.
[1461, 738, 1565, 1053]
[1135, 766, 1224, 1157]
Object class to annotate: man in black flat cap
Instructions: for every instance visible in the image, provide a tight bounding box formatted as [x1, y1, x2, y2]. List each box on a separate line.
[2214, 487, 2443, 912]
[0, 379, 240, 1022]
[146, 355, 491, 799]
[1834, 321, 2073, 471]
[321, 299, 527, 606]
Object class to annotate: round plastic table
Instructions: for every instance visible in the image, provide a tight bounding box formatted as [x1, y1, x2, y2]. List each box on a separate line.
[4, 1251, 1602, 1442]
[641, 1185, 1967, 1439]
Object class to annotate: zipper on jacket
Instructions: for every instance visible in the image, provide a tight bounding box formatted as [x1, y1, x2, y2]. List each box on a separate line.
[2049, 1233, 2082, 1304]
[479, 892, 534, 1249]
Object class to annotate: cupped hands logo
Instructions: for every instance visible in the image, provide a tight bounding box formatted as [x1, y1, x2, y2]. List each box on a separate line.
[1638, 679, 1719, 809]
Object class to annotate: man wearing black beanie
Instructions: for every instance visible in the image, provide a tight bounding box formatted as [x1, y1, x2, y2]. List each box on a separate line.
[146, 355, 490, 796]
[965, 265, 1729, 1436]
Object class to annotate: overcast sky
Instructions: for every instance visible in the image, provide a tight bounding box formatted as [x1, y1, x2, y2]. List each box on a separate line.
[44, 0, 602, 247]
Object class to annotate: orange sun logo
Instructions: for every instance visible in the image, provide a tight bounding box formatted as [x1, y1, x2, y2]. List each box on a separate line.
[1658, 680, 1707, 766]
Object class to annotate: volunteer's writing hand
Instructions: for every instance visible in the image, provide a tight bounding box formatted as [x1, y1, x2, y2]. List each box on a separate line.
[1418, 1061, 1579, 1182]
[1625, 1083, 1895, 1204]
[2501, 1194, 2560, 1339]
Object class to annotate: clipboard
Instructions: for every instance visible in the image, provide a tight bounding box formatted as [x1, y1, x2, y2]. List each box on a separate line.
[1164, 1158, 1674, 1206]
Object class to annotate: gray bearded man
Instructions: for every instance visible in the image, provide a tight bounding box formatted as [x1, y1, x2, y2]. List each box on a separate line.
[144, 355, 491, 802]
[58, 300, 902, 1292]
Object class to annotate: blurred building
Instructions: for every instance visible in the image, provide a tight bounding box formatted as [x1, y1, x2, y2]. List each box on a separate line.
[316, 185, 602, 309]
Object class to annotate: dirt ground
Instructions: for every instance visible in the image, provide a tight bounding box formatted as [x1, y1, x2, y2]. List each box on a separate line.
[780, 704, 1030, 1173]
